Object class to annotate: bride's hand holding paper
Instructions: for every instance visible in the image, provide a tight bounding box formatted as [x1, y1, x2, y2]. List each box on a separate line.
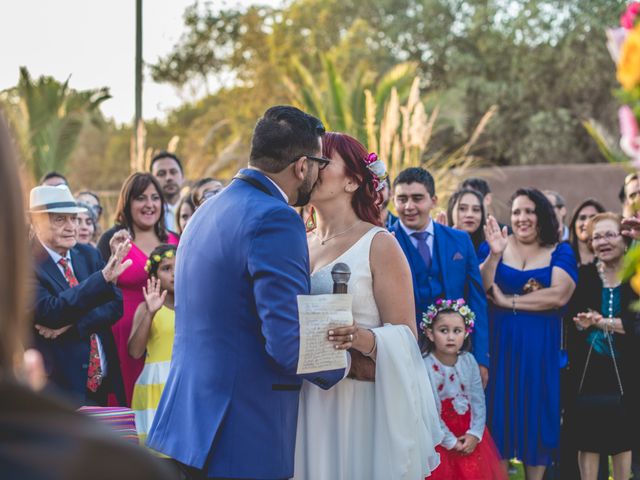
[327, 324, 357, 350]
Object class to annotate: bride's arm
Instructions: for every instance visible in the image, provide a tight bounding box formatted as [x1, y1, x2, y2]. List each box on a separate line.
[330, 231, 417, 361]
[370, 232, 417, 339]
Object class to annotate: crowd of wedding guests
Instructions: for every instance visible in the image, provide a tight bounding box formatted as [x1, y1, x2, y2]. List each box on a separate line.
[5, 101, 640, 480]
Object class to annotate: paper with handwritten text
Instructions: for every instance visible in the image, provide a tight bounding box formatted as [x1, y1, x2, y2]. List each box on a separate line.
[296, 294, 352, 374]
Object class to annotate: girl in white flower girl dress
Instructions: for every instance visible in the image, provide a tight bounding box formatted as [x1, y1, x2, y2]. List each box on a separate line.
[422, 298, 506, 480]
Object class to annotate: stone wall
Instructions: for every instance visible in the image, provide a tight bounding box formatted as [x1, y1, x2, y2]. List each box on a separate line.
[464, 163, 631, 224]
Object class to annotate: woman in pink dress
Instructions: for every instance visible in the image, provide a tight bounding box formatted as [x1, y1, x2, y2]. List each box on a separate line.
[98, 173, 179, 406]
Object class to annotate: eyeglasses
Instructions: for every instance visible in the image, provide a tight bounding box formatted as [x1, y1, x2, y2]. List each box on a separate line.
[591, 231, 621, 242]
[291, 154, 331, 170]
[629, 190, 640, 201]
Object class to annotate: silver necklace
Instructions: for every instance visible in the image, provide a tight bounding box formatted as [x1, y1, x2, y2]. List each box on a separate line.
[313, 221, 361, 245]
[596, 259, 620, 322]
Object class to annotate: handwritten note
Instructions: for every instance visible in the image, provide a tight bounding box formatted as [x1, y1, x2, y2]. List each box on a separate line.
[296, 294, 353, 374]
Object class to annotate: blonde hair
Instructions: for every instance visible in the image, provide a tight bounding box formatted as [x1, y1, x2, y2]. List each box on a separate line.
[0, 111, 30, 375]
[586, 212, 622, 239]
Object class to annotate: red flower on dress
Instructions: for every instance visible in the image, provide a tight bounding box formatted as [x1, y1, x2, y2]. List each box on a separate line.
[449, 373, 455, 382]
[461, 384, 465, 391]
[438, 383, 444, 391]
[432, 364, 440, 372]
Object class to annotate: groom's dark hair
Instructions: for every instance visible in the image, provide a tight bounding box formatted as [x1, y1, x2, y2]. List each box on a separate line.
[249, 105, 326, 173]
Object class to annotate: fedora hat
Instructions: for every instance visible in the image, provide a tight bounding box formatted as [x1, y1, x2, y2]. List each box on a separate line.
[29, 185, 87, 214]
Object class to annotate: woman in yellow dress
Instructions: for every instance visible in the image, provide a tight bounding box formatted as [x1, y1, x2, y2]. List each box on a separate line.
[129, 244, 176, 444]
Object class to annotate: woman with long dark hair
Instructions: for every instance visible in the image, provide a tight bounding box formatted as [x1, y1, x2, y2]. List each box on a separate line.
[568, 198, 605, 266]
[294, 132, 442, 479]
[97, 173, 179, 406]
[447, 188, 486, 253]
[479, 188, 577, 480]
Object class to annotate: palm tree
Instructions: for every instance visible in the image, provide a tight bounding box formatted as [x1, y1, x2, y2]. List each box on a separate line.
[1, 67, 111, 182]
[366, 77, 497, 206]
[283, 56, 417, 144]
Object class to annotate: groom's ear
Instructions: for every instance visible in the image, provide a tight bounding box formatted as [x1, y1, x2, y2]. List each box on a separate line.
[292, 156, 307, 181]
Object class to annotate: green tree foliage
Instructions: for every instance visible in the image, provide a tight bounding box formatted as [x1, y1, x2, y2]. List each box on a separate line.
[6, 0, 625, 195]
[150, 0, 626, 167]
[1, 67, 110, 182]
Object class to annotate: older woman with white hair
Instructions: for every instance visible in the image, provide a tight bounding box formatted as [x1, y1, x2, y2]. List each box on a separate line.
[567, 212, 639, 480]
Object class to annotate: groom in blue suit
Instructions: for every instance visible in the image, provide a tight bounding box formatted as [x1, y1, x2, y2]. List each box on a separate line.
[148, 106, 348, 479]
[389, 167, 489, 383]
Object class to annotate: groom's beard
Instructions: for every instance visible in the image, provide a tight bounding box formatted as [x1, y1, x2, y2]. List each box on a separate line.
[293, 171, 315, 207]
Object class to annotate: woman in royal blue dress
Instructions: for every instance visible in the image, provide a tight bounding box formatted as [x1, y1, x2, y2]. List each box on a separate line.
[478, 188, 577, 480]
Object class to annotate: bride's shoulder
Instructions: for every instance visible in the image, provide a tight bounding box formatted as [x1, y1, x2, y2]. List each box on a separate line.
[369, 227, 407, 266]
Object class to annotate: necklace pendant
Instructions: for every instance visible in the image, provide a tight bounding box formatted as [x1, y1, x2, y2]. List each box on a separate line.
[321, 240, 326, 246]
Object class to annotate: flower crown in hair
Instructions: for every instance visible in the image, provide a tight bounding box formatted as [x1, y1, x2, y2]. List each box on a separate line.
[363, 153, 388, 192]
[144, 249, 175, 273]
[421, 298, 476, 335]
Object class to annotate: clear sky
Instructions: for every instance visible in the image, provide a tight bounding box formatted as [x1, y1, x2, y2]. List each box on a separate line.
[1, 0, 280, 124]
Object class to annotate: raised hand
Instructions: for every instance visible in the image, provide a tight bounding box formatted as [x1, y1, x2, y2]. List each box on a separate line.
[109, 229, 132, 255]
[483, 215, 508, 256]
[434, 211, 448, 226]
[621, 216, 640, 240]
[102, 238, 133, 283]
[143, 276, 167, 315]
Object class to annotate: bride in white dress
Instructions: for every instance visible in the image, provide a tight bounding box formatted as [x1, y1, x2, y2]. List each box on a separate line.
[294, 132, 442, 480]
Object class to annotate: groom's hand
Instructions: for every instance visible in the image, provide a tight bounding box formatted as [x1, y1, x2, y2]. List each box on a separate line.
[347, 349, 376, 382]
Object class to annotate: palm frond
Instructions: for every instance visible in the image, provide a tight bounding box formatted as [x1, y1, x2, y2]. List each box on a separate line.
[582, 119, 627, 164]
[373, 62, 418, 110]
[323, 56, 350, 132]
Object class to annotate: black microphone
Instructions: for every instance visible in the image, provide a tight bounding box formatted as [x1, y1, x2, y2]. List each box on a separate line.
[331, 263, 351, 294]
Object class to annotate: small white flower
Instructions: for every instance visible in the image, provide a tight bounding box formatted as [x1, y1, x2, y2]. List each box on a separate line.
[367, 160, 387, 179]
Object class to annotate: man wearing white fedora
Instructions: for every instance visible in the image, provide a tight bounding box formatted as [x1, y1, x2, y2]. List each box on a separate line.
[30, 185, 132, 405]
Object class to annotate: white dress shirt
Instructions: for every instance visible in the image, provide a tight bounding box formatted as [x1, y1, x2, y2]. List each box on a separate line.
[264, 175, 289, 203]
[165, 202, 178, 233]
[399, 218, 435, 256]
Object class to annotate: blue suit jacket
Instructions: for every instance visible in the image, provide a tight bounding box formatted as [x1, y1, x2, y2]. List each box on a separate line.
[389, 220, 489, 367]
[33, 242, 125, 405]
[147, 169, 345, 478]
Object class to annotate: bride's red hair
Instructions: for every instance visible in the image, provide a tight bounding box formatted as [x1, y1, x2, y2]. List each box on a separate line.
[322, 132, 383, 226]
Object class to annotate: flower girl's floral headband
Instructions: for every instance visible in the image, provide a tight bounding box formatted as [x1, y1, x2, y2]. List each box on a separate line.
[144, 248, 175, 274]
[363, 152, 388, 192]
[421, 298, 476, 336]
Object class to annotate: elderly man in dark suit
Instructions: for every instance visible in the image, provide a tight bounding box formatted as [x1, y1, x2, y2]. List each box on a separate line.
[30, 185, 132, 406]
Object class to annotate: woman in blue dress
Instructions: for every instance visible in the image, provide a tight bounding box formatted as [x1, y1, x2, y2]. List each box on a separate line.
[478, 188, 577, 480]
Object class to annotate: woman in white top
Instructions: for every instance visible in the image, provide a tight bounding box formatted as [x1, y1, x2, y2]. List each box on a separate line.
[294, 132, 442, 480]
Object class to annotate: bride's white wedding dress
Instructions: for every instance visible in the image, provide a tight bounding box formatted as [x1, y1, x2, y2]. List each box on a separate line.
[294, 227, 442, 480]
